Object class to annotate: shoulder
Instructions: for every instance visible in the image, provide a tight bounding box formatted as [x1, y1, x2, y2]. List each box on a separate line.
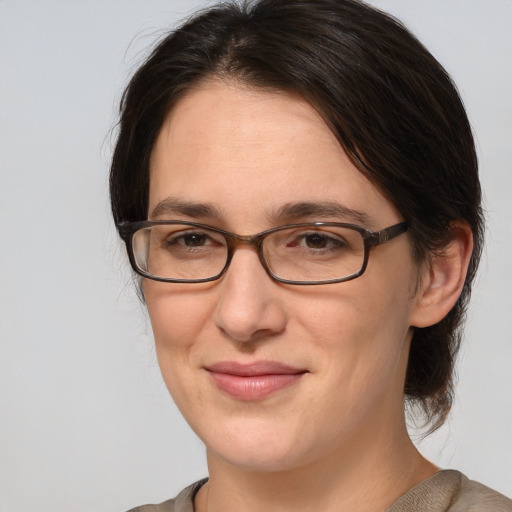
[453, 472, 512, 511]
[388, 470, 512, 512]
[125, 479, 207, 512]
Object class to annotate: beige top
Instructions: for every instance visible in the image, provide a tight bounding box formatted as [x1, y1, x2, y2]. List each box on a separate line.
[127, 470, 512, 512]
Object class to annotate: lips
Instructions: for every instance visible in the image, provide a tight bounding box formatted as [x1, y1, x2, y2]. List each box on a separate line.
[205, 361, 308, 401]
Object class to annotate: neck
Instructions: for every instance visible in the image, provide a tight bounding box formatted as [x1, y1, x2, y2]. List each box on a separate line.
[195, 419, 437, 512]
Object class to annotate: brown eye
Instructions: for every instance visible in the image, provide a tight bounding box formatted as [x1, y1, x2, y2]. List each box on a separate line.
[179, 233, 209, 247]
[164, 230, 219, 249]
[291, 231, 348, 252]
[304, 233, 330, 248]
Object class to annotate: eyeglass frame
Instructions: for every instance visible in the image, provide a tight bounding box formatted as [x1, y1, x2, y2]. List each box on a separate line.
[118, 220, 410, 286]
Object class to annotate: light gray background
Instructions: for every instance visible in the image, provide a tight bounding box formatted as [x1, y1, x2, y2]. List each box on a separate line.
[1, 1, 511, 511]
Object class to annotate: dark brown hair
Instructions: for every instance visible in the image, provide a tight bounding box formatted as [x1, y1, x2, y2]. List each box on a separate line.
[110, 0, 484, 431]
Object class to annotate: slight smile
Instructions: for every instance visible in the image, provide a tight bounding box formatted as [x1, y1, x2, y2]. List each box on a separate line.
[205, 361, 309, 401]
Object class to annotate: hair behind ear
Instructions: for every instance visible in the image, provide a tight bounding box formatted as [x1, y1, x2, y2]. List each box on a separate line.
[406, 221, 474, 431]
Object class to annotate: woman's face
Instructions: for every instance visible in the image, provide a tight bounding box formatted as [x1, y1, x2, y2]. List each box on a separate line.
[145, 81, 424, 472]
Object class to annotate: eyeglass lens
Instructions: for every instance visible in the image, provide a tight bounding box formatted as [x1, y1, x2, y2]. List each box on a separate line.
[131, 223, 366, 283]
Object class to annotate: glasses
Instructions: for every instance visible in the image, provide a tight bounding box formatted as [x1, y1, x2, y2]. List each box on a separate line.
[118, 220, 409, 285]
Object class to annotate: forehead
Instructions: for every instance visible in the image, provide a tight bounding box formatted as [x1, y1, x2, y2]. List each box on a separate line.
[148, 80, 400, 230]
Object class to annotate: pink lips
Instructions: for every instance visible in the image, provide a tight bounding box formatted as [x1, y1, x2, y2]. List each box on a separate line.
[206, 361, 307, 401]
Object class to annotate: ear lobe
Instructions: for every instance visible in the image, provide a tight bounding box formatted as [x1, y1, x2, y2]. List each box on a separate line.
[410, 222, 474, 328]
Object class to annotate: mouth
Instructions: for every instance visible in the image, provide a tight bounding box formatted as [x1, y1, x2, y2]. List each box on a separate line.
[205, 361, 308, 401]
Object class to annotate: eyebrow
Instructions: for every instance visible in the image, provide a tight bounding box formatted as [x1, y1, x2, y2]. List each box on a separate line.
[150, 197, 376, 228]
[150, 197, 223, 219]
[269, 201, 377, 227]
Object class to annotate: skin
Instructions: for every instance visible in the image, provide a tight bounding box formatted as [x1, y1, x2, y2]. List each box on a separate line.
[144, 80, 471, 512]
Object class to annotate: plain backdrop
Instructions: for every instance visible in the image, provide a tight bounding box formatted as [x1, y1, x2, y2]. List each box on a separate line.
[1, 1, 511, 511]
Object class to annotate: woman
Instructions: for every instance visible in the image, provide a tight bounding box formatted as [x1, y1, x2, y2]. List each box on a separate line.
[110, 0, 512, 510]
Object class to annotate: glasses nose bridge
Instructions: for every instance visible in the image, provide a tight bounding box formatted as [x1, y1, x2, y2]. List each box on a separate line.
[223, 231, 270, 276]
[226, 231, 266, 249]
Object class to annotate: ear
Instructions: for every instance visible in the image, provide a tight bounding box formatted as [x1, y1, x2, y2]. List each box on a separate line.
[410, 221, 474, 328]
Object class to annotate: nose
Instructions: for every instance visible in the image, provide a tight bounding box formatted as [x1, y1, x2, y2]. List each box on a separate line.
[213, 247, 288, 343]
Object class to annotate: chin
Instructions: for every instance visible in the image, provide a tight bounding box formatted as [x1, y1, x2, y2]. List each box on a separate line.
[213, 445, 305, 473]
[203, 419, 322, 473]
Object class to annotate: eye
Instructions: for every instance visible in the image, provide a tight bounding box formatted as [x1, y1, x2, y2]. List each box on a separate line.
[174, 232, 209, 247]
[302, 233, 340, 249]
[291, 231, 348, 251]
[166, 230, 221, 248]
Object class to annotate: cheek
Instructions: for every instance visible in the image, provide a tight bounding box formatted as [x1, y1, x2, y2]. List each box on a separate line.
[299, 278, 412, 346]
[143, 284, 213, 396]
[297, 273, 415, 388]
[144, 281, 213, 340]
